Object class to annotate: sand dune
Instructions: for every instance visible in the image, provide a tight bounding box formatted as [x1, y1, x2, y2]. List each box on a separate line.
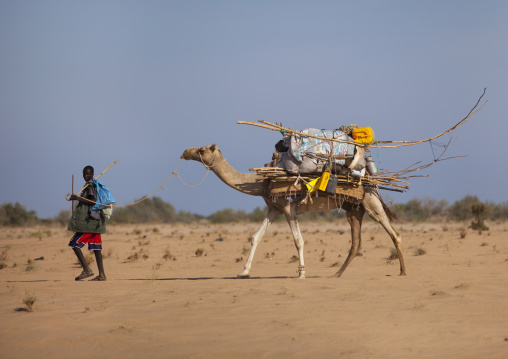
[1, 220, 507, 358]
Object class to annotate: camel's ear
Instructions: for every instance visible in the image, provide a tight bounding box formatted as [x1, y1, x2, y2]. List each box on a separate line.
[210, 144, 218, 152]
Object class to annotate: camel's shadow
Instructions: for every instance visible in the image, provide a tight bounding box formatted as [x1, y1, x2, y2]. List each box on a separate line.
[124, 275, 321, 281]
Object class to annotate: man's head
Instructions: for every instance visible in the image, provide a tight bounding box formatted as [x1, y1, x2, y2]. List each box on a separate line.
[83, 165, 94, 182]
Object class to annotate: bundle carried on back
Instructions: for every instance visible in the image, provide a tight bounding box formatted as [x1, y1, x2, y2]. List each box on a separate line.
[277, 125, 375, 177]
[247, 124, 385, 204]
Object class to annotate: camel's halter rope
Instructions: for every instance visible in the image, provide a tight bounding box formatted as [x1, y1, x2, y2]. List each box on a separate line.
[67, 152, 226, 208]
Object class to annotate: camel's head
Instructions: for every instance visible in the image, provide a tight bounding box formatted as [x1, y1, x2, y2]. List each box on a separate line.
[181, 144, 221, 165]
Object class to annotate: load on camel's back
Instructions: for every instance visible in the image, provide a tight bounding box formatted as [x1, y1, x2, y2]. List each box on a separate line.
[274, 125, 377, 178]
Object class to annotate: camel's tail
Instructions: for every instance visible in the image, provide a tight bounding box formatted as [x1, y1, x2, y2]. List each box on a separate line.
[381, 197, 397, 223]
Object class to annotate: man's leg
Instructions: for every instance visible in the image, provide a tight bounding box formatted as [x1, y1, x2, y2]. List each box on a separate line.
[90, 250, 106, 281]
[73, 247, 94, 280]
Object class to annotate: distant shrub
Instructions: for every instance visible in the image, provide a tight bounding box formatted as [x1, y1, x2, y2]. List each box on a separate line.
[0, 202, 39, 227]
[53, 209, 71, 226]
[4, 194, 508, 226]
[470, 203, 491, 231]
[208, 208, 249, 223]
[448, 195, 481, 221]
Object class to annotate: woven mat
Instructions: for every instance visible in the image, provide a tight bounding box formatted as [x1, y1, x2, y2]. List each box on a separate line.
[268, 180, 364, 200]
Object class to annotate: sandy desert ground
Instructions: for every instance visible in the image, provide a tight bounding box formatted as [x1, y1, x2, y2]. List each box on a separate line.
[1, 219, 507, 359]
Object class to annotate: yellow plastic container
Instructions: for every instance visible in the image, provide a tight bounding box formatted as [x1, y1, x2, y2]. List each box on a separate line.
[306, 171, 330, 193]
[316, 171, 330, 191]
[352, 127, 375, 144]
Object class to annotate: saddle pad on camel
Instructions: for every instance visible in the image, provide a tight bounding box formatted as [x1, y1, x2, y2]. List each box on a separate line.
[268, 180, 364, 200]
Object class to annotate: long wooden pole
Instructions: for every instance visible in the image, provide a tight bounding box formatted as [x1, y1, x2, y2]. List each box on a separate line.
[238, 88, 487, 149]
[71, 174, 74, 213]
[66, 158, 120, 201]
[237, 120, 366, 147]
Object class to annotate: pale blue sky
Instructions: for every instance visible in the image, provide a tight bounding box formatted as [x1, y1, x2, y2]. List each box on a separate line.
[1, 1, 507, 218]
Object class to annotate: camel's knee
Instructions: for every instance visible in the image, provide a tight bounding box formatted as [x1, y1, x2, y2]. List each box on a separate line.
[250, 236, 260, 247]
[294, 237, 304, 250]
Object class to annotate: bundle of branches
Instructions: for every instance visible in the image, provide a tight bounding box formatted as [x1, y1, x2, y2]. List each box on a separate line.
[250, 166, 410, 193]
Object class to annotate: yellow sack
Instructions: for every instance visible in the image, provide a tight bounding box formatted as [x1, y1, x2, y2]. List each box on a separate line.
[352, 127, 375, 144]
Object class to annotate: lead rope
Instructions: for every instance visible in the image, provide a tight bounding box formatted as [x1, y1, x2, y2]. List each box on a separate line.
[73, 153, 226, 208]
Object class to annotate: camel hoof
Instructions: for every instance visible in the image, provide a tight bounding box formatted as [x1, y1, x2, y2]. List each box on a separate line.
[237, 273, 250, 279]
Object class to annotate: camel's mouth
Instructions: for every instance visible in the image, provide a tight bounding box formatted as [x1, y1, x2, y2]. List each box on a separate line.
[181, 148, 197, 161]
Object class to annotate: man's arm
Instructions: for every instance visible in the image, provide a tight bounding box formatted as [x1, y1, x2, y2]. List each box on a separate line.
[69, 194, 95, 206]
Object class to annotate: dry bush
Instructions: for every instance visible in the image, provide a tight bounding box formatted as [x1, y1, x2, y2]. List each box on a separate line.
[387, 248, 399, 260]
[162, 248, 176, 261]
[23, 292, 37, 312]
[414, 247, 427, 256]
[288, 255, 298, 263]
[127, 252, 139, 261]
[0, 247, 9, 261]
[127, 248, 149, 261]
[24, 258, 36, 272]
[195, 248, 205, 257]
[459, 228, 467, 239]
[0, 263, 7, 270]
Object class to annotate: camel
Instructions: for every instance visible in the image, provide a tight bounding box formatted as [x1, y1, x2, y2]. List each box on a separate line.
[181, 144, 406, 279]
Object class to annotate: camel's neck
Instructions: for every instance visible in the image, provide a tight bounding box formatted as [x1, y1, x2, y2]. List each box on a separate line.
[205, 154, 266, 197]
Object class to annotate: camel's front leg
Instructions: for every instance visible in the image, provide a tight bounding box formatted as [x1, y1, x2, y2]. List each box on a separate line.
[330, 205, 365, 278]
[238, 206, 281, 278]
[284, 204, 306, 279]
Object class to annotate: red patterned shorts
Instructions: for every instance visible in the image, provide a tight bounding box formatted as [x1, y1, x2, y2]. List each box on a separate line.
[68, 233, 102, 251]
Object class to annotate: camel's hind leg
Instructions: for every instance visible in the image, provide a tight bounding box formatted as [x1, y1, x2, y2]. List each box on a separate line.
[364, 190, 407, 276]
[375, 215, 406, 276]
[330, 205, 365, 278]
[238, 205, 281, 278]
